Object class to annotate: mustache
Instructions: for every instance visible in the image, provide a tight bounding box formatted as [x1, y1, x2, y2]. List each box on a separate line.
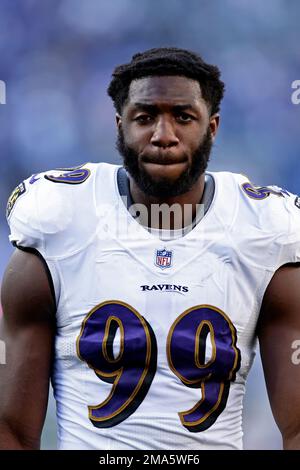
[116, 127, 213, 198]
[141, 153, 188, 165]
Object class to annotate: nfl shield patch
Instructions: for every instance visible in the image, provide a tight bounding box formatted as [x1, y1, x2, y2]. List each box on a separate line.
[155, 248, 173, 269]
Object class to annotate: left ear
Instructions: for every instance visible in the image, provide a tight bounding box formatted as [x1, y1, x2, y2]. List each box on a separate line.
[116, 113, 122, 130]
[209, 114, 220, 140]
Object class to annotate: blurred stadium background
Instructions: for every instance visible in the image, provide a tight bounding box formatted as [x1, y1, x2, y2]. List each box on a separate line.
[0, 0, 299, 450]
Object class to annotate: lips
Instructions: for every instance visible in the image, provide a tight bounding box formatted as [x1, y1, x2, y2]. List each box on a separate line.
[142, 153, 187, 165]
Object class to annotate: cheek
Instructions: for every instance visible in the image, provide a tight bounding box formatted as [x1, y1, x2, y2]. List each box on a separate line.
[123, 125, 151, 150]
[190, 124, 209, 147]
[177, 128, 202, 151]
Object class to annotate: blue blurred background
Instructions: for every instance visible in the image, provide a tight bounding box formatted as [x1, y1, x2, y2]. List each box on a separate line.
[0, 0, 299, 450]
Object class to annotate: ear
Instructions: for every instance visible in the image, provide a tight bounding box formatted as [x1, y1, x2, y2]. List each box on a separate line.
[116, 113, 122, 130]
[209, 114, 220, 140]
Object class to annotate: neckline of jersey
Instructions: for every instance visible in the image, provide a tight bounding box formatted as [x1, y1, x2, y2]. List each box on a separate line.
[113, 165, 219, 242]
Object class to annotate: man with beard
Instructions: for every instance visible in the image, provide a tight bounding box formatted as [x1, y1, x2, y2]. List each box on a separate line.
[1, 47, 300, 450]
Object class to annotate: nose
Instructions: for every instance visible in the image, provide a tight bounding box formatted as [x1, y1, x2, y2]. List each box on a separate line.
[150, 117, 179, 148]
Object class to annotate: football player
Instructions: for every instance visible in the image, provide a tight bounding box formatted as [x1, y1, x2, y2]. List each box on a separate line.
[1, 47, 300, 449]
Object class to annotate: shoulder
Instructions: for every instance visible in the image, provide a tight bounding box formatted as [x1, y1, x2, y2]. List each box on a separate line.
[6, 162, 116, 257]
[214, 170, 300, 227]
[236, 172, 300, 230]
[212, 171, 300, 269]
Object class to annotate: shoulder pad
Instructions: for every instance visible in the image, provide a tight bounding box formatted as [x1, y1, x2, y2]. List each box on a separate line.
[7, 163, 98, 257]
[232, 173, 300, 269]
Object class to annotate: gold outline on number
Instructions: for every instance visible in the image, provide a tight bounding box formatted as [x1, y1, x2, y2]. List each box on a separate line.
[166, 304, 240, 428]
[241, 182, 269, 200]
[195, 320, 216, 369]
[76, 300, 152, 424]
[45, 169, 91, 184]
[102, 316, 124, 363]
[240, 181, 284, 200]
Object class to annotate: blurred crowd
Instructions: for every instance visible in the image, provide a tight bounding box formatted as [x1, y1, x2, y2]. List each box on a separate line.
[0, 0, 299, 449]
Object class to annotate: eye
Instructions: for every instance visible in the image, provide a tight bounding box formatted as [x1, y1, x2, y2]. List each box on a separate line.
[176, 113, 194, 123]
[134, 114, 154, 124]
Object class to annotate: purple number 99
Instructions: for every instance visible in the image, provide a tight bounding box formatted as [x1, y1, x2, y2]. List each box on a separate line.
[77, 302, 240, 432]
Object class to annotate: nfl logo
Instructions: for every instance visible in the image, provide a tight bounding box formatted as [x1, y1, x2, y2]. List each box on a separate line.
[155, 248, 173, 269]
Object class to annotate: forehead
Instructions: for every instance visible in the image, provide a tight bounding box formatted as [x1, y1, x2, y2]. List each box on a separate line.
[127, 75, 204, 106]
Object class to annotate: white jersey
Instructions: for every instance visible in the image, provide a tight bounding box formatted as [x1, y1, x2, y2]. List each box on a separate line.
[7, 162, 300, 450]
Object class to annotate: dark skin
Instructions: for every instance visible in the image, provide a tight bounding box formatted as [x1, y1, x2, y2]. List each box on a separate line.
[0, 250, 55, 449]
[257, 264, 300, 449]
[0, 75, 300, 449]
[117, 76, 219, 229]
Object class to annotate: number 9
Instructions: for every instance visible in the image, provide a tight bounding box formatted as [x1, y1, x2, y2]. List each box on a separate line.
[77, 300, 157, 428]
[167, 305, 240, 432]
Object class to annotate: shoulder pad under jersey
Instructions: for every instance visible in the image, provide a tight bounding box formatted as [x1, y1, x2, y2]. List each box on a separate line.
[232, 173, 300, 269]
[7, 163, 99, 258]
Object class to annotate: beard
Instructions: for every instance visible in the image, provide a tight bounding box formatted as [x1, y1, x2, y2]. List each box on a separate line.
[117, 127, 213, 199]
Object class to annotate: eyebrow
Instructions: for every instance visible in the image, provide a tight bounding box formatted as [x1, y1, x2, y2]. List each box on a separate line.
[132, 102, 197, 113]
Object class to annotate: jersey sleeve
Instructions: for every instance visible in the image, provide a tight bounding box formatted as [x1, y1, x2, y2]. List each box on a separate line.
[276, 192, 300, 267]
[6, 163, 97, 258]
[233, 173, 300, 271]
[7, 176, 44, 251]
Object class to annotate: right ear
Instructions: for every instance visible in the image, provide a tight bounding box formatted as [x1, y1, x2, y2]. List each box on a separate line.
[116, 113, 122, 129]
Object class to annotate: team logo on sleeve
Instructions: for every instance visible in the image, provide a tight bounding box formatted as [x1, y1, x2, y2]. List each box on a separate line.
[6, 182, 26, 219]
[155, 248, 173, 269]
[295, 196, 300, 209]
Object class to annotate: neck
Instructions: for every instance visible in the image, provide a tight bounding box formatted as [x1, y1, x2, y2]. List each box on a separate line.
[128, 174, 206, 230]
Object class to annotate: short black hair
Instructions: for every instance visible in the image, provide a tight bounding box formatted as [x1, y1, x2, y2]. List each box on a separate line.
[107, 47, 225, 116]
